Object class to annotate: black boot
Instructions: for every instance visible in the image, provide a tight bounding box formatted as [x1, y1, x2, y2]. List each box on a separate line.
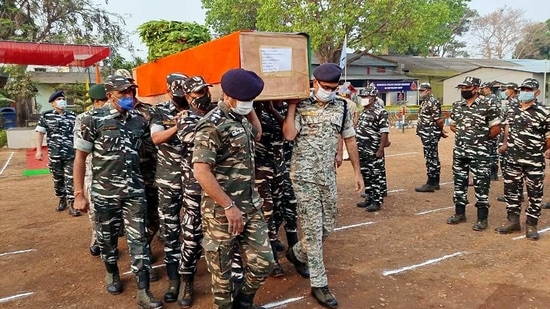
[89, 240, 100, 256]
[490, 164, 499, 181]
[447, 206, 466, 224]
[105, 263, 122, 295]
[495, 213, 521, 234]
[433, 175, 441, 190]
[526, 217, 540, 241]
[415, 182, 435, 192]
[472, 207, 489, 231]
[311, 286, 338, 309]
[356, 198, 370, 208]
[68, 200, 81, 217]
[234, 291, 265, 309]
[270, 239, 286, 252]
[285, 245, 309, 278]
[286, 231, 299, 249]
[56, 197, 67, 212]
[366, 203, 381, 212]
[136, 271, 163, 309]
[177, 274, 194, 308]
[163, 263, 180, 303]
[270, 244, 284, 277]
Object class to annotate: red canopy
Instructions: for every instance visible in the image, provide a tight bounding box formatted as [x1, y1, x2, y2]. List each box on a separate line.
[0, 41, 110, 67]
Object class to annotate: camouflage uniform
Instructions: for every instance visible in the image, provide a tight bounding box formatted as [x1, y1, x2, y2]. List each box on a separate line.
[36, 109, 76, 202]
[74, 103, 152, 274]
[416, 93, 442, 185]
[193, 102, 273, 308]
[483, 92, 501, 179]
[289, 95, 355, 288]
[356, 102, 390, 208]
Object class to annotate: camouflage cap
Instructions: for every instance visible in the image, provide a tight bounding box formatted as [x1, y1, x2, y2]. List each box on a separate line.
[104, 75, 138, 92]
[457, 76, 481, 87]
[480, 81, 493, 88]
[503, 82, 519, 90]
[88, 84, 107, 100]
[166, 73, 188, 97]
[519, 78, 539, 89]
[114, 69, 134, 81]
[419, 82, 431, 90]
[358, 86, 378, 97]
[182, 76, 212, 94]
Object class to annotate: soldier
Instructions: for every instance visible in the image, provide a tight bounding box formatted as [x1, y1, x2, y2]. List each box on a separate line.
[415, 82, 447, 192]
[480, 81, 500, 181]
[446, 76, 501, 231]
[175, 75, 214, 307]
[75, 84, 108, 256]
[193, 68, 273, 309]
[73, 75, 163, 308]
[355, 87, 389, 212]
[149, 73, 189, 302]
[283, 63, 364, 309]
[495, 78, 550, 240]
[35, 90, 80, 216]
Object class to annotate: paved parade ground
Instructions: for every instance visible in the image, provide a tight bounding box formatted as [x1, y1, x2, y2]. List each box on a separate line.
[2, 128, 550, 309]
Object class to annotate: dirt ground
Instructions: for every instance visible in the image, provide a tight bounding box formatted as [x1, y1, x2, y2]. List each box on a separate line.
[2, 128, 550, 309]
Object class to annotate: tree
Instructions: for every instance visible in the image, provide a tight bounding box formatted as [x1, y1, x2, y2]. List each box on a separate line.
[201, 0, 470, 63]
[3, 65, 36, 126]
[514, 20, 550, 59]
[429, 8, 477, 57]
[138, 20, 211, 62]
[468, 6, 529, 59]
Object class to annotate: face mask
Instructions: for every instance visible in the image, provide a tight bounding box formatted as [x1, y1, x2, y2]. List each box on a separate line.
[231, 100, 254, 115]
[191, 94, 212, 111]
[360, 98, 371, 107]
[118, 97, 134, 111]
[461, 90, 475, 99]
[518, 91, 535, 102]
[419, 93, 428, 100]
[56, 99, 67, 109]
[315, 87, 336, 103]
[173, 96, 189, 109]
[499, 92, 507, 100]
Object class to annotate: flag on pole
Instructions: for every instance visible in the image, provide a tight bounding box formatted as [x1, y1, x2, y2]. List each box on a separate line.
[339, 35, 347, 69]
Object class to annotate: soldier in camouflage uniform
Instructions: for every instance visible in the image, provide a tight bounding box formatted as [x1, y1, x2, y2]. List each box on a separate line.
[480, 81, 501, 181]
[149, 73, 189, 303]
[193, 69, 273, 309]
[495, 78, 550, 240]
[355, 87, 389, 212]
[415, 82, 447, 192]
[283, 63, 364, 309]
[74, 84, 108, 256]
[447, 76, 501, 231]
[174, 75, 214, 307]
[73, 75, 163, 309]
[35, 90, 80, 216]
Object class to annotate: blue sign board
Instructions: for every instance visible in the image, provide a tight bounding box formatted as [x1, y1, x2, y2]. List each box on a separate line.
[368, 80, 418, 92]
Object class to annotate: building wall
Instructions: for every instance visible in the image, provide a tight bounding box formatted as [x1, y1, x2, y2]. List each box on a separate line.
[34, 84, 57, 114]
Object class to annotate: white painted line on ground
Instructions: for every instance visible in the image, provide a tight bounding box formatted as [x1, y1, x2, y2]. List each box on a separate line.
[122, 263, 165, 275]
[440, 181, 453, 186]
[0, 152, 15, 176]
[334, 221, 375, 232]
[382, 251, 467, 276]
[0, 292, 34, 303]
[388, 189, 405, 193]
[415, 206, 454, 216]
[0, 249, 36, 257]
[263, 296, 305, 308]
[512, 227, 550, 240]
[385, 152, 418, 157]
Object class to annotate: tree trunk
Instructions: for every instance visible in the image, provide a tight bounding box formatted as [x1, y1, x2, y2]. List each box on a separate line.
[16, 95, 32, 127]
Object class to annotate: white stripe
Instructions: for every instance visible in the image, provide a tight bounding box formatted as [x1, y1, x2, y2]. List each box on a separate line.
[0, 152, 15, 175]
[387, 189, 405, 193]
[385, 152, 418, 157]
[440, 181, 453, 186]
[263, 296, 305, 308]
[334, 221, 375, 231]
[122, 263, 165, 275]
[382, 251, 467, 276]
[415, 206, 454, 216]
[0, 249, 36, 257]
[0, 292, 34, 303]
[512, 227, 550, 240]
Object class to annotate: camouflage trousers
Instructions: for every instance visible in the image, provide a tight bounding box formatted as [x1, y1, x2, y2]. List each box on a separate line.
[274, 169, 298, 233]
[359, 153, 384, 205]
[179, 191, 203, 275]
[421, 138, 441, 179]
[292, 179, 337, 288]
[503, 159, 545, 220]
[202, 209, 273, 308]
[84, 166, 96, 246]
[453, 155, 491, 210]
[93, 195, 151, 273]
[145, 184, 160, 242]
[48, 156, 74, 201]
[488, 138, 499, 174]
[255, 166, 284, 241]
[380, 156, 387, 196]
[158, 186, 183, 265]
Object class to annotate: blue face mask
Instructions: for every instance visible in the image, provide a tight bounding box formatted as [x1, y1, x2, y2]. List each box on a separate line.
[499, 92, 507, 100]
[118, 97, 134, 111]
[518, 91, 535, 102]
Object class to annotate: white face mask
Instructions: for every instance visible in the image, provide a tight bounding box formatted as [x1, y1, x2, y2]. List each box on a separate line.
[360, 98, 371, 107]
[231, 100, 254, 115]
[56, 99, 67, 109]
[315, 87, 336, 103]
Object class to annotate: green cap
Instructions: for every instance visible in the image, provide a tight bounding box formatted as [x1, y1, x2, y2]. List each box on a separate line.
[89, 84, 107, 100]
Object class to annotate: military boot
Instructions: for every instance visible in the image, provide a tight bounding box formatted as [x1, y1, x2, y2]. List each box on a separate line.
[447, 206, 466, 224]
[105, 263, 122, 295]
[490, 165, 499, 181]
[286, 231, 299, 249]
[356, 198, 370, 208]
[163, 263, 180, 303]
[270, 243, 284, 278]
[136, 271, 163, 309]
[311, 286, 339, 309]
[68, 200, 81, 217]
[270, 239, 286, 252]
[472, 207, 489, 231]
[366, 203, 381, 212]
[542, 202, 550, 209]
[286, 245, 309, 278]
[495, 213, 520, 234]
[56, 197, 67, 212]
[526, 217, 540, 241]
[234, 291, 265, 309]
[177, 274, 194, 308]
[433, 175, 441, 190]
[415, 183, 435, 192]
[89, 240, 100, 256]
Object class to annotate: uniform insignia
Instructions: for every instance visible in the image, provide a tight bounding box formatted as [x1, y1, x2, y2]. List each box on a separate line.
[230, 128, 245, 137]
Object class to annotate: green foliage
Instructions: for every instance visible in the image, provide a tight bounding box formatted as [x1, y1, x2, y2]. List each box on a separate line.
[0, 93, 15, 108]
[101, 51, 146, 79]
[514, 20, 550, 59]
[202, 0, 260, 36]
[3, 65, 35, 98]
[0, 130, 6, 148]
[138, 20, 211, 62]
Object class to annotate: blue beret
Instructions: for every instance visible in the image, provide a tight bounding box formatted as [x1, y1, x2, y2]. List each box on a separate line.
[221, 68, 264, 101]
[48, 90, 65, 103]
[313, 63, 342, 83]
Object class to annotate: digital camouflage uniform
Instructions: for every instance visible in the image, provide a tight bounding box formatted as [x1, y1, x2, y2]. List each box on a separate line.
[36, 109, 76, 201]
[74, 103, 152, 274]
[416, 93, 442, 184]
[289, 95, 355, 288]
[150, 101, 184, 267]
[356, 102, 390, 208]
[192, 102, 273, 309]
[450, 96, 500, 218]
